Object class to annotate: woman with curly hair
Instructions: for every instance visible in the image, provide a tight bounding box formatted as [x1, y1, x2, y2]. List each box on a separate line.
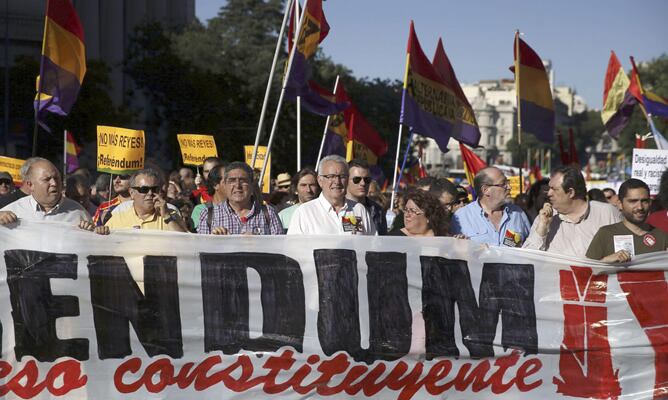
[388, 189, 449, 236]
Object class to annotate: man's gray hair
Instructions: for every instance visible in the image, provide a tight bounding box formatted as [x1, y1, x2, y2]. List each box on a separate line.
[473, 167, 500, 196]
[129, 168, 163, 187]
[21, 157, 50, 181]
[318, 155, 348, 175]
[223, 161, 254, 181]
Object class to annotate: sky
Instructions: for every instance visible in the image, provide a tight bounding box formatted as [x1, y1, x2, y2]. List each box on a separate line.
[196, 0, 668, 110]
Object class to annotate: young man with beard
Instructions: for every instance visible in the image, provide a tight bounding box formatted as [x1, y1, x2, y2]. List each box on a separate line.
[278, 167, 320, 231]
[586, 179, 668, 262]
[92, 173, 133, 226]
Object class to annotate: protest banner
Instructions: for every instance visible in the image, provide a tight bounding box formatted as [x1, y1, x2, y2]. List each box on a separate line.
[177, 134, 218, 166]
[632, 148, 668, 195]
[96, 125, 145, 174]
[1, 221, 666, 399]
[245, 145, 271, 193]
[508, 175, 521, 198]
[0, 156, 25, 183]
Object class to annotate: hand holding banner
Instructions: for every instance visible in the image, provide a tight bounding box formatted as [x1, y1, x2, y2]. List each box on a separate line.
[177, 134, 218, 166]
[96, 125, 145, 174]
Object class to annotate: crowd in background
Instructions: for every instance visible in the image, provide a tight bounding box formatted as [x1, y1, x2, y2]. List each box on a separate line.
[0, 155, 666, 262]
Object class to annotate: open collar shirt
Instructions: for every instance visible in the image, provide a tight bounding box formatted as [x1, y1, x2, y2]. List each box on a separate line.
[198, 199, 283, 235]
[451, 200, 531, 247]
[1, 195, 90, 223]
[287, 193, 377, 235]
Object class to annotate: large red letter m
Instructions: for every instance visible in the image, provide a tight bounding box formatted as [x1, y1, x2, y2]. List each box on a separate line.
[554, 266, 621, 399]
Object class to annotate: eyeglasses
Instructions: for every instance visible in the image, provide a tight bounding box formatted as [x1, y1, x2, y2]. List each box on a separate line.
[132, 186, 160, 194]
[116, 175, 130, 180]
[486, 180, 509, 188]
[225, 177, 250, 186]
[0, 179, 11, 185]
[404, 207, 425, 216]
[320, 174, 349, 181]
[352, 176, 372, 185]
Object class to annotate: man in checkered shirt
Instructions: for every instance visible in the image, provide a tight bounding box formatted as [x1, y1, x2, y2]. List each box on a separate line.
[197, 162, 283, 235]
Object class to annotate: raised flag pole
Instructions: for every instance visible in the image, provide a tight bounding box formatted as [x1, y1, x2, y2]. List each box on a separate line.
[63, 129, 67, 179]
[32, 0, 50, 157]
[390, 50, 412, 211]
[295, 0, 302, 171]
[315, 75, 340, 171]
[250, 0, 295, 168]
[258, 0, 310, 186]
[514, 30, 524, 194]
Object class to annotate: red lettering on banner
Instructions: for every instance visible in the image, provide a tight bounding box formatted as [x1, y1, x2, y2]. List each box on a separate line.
[110, 350, 541, 399]
[618, 271, 668, 399]
[554, 266, 621, 399]
[0, 359, 86, 398]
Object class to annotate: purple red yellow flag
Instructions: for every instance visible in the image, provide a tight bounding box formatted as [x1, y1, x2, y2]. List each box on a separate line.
[629, 56, 668, 119]
[400, 22, 480, 151]
[284, 0, 345, 116]
[601, 51, 637, 137]
[459, 142, 487, 198]
[34, 0, 86, 131]
[65, 130, 80, 173]
[512, 33, 555, 143]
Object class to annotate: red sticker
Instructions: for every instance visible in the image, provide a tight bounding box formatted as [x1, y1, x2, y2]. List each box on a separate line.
[643, 234, 656, 247]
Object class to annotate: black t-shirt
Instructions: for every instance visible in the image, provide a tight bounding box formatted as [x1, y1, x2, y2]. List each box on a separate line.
[0, 190, 27, 209]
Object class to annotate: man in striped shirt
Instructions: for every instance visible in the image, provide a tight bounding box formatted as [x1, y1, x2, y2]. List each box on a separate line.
[198, 162, 283, 235]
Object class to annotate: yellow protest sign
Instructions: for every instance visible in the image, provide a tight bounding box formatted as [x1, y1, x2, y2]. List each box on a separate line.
[177, 134, 218, 166]
[0, 156, 25, 183]
[244, 145, 271, 194]
[508, 176, 521, 198]
[96, 126, 145, 174]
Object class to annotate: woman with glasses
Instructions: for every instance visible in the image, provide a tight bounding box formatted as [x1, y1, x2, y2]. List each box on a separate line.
[388, 189, 449, 237]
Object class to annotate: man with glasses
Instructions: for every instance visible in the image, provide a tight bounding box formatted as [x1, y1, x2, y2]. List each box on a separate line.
[0, 171, 14, 198]
[451, 167, 531, 247]
[346, 159, 387, 235]
[92, 173, 133, 226]
[523, 165, 622, 257]
[602, 188, 620, 207]
[288, 155, 375, 235]
[198, 162, 282, 235]
[105, 169, 187, 232]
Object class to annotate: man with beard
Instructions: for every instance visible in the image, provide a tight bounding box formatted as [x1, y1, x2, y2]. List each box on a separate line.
[288, 155, 375, 235]
[278, 167, 320, 231]
[105, 169, 187, 232]
[92, 173, 133, 226]
[523, 165, 622, 257]
[586, 179, 668, 262]
[0, 158, 99, 233]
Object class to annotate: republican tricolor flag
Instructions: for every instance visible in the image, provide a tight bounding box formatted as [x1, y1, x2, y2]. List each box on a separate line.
[34, 0, 86, 131]
[601, 51, 637, 137]
[65, 130, 80, 173]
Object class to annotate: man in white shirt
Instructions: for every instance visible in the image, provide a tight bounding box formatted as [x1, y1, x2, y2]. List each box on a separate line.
[0, 158, 104, 233]
[523, 165, 622, 257]
[288, 155, 376, 235]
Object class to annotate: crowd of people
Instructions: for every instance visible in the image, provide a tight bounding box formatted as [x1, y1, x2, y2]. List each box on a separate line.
[0, 155, 666, 262]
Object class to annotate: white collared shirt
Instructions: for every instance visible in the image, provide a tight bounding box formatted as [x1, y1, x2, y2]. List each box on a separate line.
[287, 193, 376, 235]
[1, 195, 90, 223]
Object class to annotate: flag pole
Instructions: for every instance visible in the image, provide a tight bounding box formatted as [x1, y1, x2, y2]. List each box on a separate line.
[295, 0, 302, 172]
[258, 0, 310, 186]
[250, 0, 294, 168]
[315, 75, 340, 171]
[514, 30, 523, 193]
[390, 51, 412, 211]
[63, 130, 67, 178]
[396, 128, 415, 190]
[32, 0, 50, 157]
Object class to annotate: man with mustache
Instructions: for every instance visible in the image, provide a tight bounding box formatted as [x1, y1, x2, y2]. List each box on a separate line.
[288, 155, 375, 235]
[523, 165, 622, 257]
[586, 179, 668, 262]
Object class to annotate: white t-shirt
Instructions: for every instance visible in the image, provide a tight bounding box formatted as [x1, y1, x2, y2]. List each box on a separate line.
[1, 195, 90, 223]
[287, 193, 376, 235]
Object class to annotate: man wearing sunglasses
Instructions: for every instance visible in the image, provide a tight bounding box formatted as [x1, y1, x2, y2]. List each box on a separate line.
[451, 167, 531, 247]
[92, 173, 133, 226]
[105, 169, 187, 232]
[0, 171, 14, 199]
[288, 155, 376, 235]
[345, 159, 387, 235]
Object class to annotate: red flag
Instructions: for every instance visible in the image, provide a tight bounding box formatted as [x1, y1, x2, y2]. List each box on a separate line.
[459, 142, 487, 189]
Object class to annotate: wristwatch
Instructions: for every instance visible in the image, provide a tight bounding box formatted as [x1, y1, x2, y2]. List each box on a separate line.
[163, 210, 178, 224]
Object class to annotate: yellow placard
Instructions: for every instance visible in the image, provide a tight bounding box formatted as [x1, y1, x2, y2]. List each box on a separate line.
[96, 125, 145, 174]
[0, 156, 25, 183]
[244, 145, 271, 194]
[177, 134, 218, 166]
[508, 176, 521, 198]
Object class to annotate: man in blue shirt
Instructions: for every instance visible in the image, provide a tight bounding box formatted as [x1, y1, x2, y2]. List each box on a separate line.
[451, 167, 531, 247]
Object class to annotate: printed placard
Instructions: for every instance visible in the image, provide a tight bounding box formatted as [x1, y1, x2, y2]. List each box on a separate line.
[0, 155, 25, 183]
[244, 145, 271, 194]
[508, 175, 521, 198]
[177, 134, 218, 166]
[631, 148, 668, 195]
[97, 125, 145, 174]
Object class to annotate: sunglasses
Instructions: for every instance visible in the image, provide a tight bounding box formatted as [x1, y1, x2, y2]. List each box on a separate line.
[352, 176, 372, 185]
[132, 186, 160, 194]
[0, 179, 11, 185]
[116, 174, 130, 180]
